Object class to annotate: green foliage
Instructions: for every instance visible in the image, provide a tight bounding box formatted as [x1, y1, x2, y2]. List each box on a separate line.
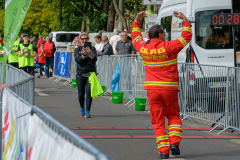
[21, 0, 59, 36]
[87, 12, 108, 32]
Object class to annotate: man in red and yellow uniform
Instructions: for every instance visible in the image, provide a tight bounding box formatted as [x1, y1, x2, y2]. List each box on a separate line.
[132, 11, 192, 159]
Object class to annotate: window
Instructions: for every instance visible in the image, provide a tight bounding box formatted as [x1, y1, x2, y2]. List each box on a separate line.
[161, 16, 172, 41]
[196, 10, 233, 49]
[56, 34, 67, 42]
[69, 34, 80, 42]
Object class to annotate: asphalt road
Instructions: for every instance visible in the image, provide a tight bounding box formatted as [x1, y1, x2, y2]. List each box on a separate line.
[34, 77, 240, 160]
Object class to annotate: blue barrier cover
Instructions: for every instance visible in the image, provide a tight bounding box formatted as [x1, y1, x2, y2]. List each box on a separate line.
[54, 52, 72, 78]
[111, 63, 120, 91]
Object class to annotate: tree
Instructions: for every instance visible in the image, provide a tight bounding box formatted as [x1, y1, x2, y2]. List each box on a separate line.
[112, 0, 127, 30]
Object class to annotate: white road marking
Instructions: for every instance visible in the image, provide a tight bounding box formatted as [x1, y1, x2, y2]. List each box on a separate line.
[35, 88, 49, 96]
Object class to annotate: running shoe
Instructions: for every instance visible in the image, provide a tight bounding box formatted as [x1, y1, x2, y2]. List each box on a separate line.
[85, 111, 91, 118]
[80, 108, 85, 116]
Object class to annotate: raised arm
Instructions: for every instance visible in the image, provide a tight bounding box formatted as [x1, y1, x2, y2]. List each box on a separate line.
[166, 11, 192, 53]
[131, 11, 148, 52]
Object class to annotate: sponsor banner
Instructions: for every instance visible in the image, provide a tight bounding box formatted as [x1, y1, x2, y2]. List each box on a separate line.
[2, 89, 31, 160]
[54, 52, 72, 78]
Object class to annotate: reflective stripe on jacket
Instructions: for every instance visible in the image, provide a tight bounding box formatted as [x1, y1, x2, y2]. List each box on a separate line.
[131, 21, 192, 90]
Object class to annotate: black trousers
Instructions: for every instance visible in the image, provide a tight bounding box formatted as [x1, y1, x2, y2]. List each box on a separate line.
[76, 74, 92, 111]
[20, 66, 34, 75]
[39, 63, 45, 76]
[8, 62, 19, 68]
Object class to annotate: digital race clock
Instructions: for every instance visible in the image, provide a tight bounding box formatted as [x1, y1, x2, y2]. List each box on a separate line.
[211, 14, 240, 25]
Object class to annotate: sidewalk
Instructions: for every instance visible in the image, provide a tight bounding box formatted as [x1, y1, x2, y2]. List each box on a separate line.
[34, 76, 240, 160]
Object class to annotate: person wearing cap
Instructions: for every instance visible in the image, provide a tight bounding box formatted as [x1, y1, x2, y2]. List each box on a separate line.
[110, 29, 122, 53]
[94, 35, 104, 53]
[8, 38, 20, 68]
[18, 33, 37, 75]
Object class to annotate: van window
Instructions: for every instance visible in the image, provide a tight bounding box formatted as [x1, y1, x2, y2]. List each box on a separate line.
[70, 34, 80, 42]
[196, 10, 233, 49]
[56, 34, 67, 42]
[161, 16, 172, 41]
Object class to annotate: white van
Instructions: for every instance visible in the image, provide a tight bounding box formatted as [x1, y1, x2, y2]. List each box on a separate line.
[157, 0, 239, 67]
[157, 0, 240, 111]
[49, 31, 81, 51]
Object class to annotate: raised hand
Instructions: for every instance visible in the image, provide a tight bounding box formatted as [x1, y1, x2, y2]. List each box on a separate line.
[134, 11, 148, 23]
[173, 11, 187, 21]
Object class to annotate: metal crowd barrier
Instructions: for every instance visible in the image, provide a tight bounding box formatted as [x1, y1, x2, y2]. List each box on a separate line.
[0, 87, 108, 160]
[178, 63, 240, 134]
[0, 63, 108, 159]
[0, 63, 35, 105]
[96, 56, 240, 134]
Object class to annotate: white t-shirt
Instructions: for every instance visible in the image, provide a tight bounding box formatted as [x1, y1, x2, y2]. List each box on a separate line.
[95, 43, 104, 52]
[110, 35, 122, 53]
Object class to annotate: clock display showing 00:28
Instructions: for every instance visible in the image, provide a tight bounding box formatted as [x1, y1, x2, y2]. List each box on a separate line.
[211, 14, 240, 25]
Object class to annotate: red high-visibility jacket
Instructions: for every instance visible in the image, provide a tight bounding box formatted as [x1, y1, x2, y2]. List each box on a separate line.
[132, 21, 192, 90]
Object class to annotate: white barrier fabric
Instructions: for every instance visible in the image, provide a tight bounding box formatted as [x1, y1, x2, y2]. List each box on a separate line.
[2, 89, 31, 160]
[28, 115, 96, 160]
[2, 89, 98, 160]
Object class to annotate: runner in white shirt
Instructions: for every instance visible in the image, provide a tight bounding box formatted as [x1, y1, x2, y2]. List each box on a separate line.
[94, 35, 104, 52]
[110, 29, 122, 53]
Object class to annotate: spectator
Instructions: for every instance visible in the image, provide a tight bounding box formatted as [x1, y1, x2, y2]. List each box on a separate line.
[0, 41, 3, 62]
[8, 38, 20, 68]
[71, 37, 79, 53]
[18, 33, 37, 75]
[34, 56, 40, 74]
[0, 32, 3, 44]
[31, 36, 38, 49]
[97, 36, 113, 56]
[37, 43, 46, 78]
[143, 30, 150, 41]
[37, 35, 45, 48]
[44, 35, 56, 78]
[74, 32, 97, 118]
[19, 33, 25, 44]
[94, 35, 104, 52]
[110, 29, 121, 53]
[115, 31, 135, 56]
[124, 29, 132, 41]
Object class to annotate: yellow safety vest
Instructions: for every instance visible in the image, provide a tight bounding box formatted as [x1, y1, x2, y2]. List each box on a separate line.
[0, 43, 3, 62]
[19, 43, 34, 68]
[8, 39, 20, 63]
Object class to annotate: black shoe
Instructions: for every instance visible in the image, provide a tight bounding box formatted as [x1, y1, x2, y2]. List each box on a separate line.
[160, 154, 169, 159]
[171, 145, 180, 155]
